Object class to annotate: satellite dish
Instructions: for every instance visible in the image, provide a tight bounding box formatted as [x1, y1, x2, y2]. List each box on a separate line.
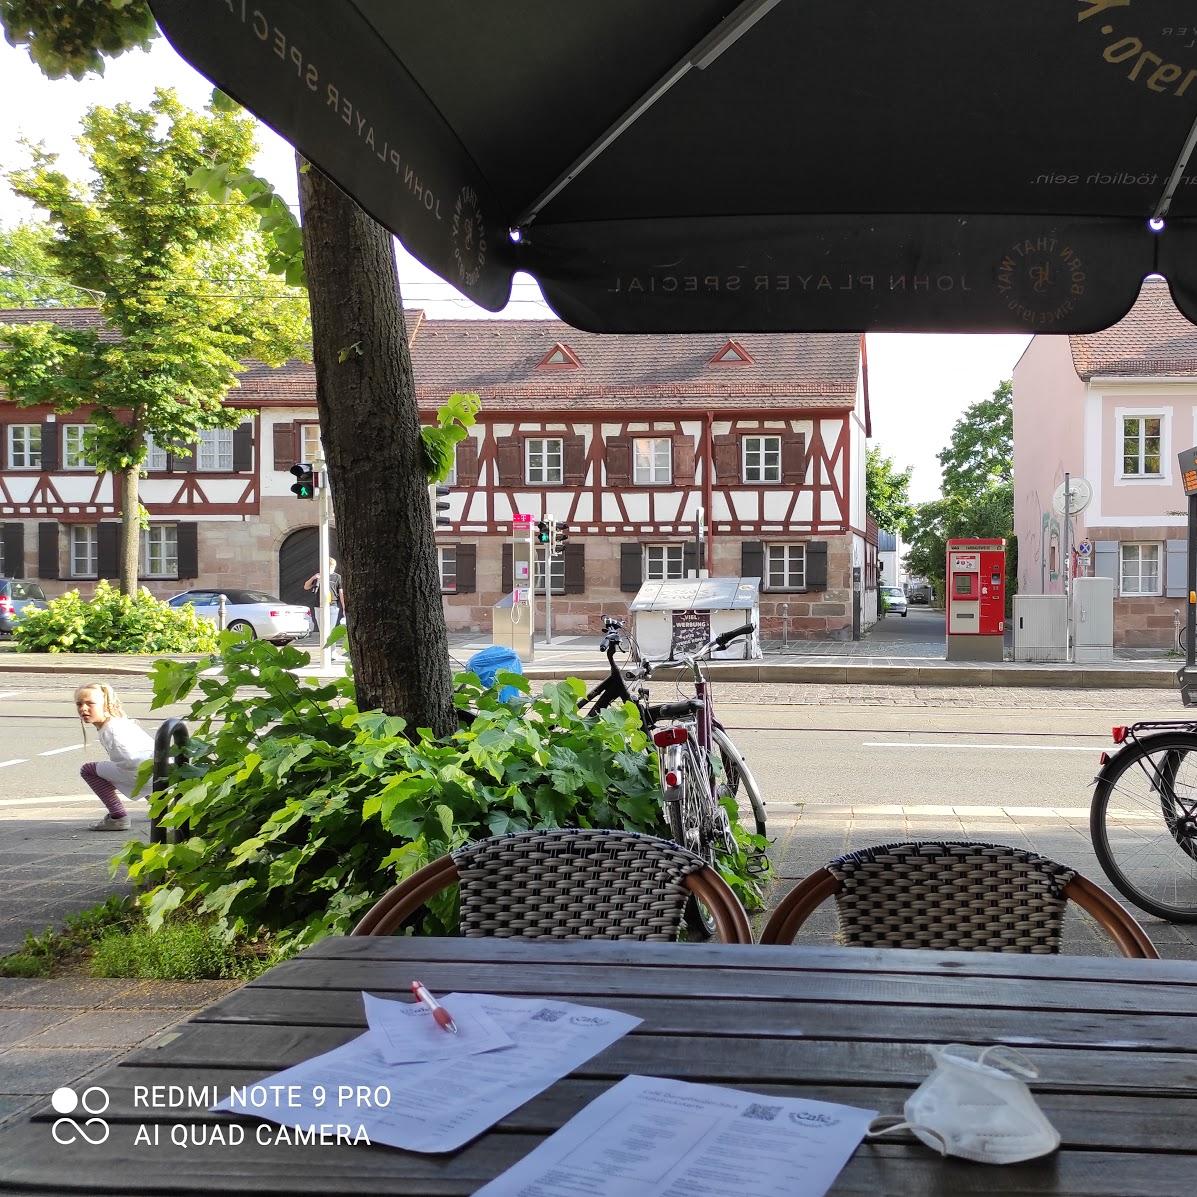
[1052, 477, 1092, 517]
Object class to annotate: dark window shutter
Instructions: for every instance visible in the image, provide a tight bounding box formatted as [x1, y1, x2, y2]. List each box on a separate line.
[502, 542, 513, 593]
[782, 432, 807, 484]
[741, 540, 764, 582]
[1094, 540, 1118, 583]
[683, 541, 698, 577]
[496, 437, 523, 485]
[233, 421, 253, 473]
[713, 436, 739, 483]
[672, 434, 696, 485]
[456, 436, 479, 485]
[806, 540, 829, 590]
[176, 522, 198, 580]
[455, 543, 477, 593]
[620, 542, 643, 592]
[37, 523, 59, 580]
[273, 421, 297, 471]
[564, 542, 585, 593]
[40, 422, 59, 471]
[2, 524, 23, 576]
[563, 435, 586, 485]
[605, 436, 631, 486]
[183, 442, 200, 472]
[97, 522, 120, 579]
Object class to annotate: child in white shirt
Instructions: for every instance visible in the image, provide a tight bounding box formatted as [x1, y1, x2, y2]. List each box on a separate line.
[75, 682, 155, 832]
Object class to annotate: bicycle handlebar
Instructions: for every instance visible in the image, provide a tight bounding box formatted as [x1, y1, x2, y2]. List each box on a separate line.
[714, 621, 755, 649]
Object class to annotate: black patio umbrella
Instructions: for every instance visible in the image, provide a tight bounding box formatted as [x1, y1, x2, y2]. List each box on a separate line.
[150, 0, 1197, 333]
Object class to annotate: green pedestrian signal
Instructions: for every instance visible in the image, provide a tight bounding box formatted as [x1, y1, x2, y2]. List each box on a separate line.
[289, 462, 316, 499]
[535, 517, 551, 545]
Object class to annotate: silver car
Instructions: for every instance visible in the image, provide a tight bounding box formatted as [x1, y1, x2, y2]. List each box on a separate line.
[167, 589, 314, 644]
[880, 585, 908, 617]
[0, 579, 48, 635]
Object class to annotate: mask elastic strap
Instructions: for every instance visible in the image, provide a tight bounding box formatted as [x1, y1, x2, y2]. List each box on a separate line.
[976, 1044, 1039, 1079]
[866, 1115, 949, 1156]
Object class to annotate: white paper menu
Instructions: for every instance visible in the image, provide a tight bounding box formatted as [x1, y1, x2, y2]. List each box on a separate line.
[474, 1074, 877, 1196]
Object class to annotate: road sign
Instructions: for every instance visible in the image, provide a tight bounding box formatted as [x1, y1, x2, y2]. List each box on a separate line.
[513, 513, 532, 525]
[1078, 540, 1092, 557]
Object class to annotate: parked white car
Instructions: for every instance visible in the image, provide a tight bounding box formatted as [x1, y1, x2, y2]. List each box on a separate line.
[167, 589, 314, 644]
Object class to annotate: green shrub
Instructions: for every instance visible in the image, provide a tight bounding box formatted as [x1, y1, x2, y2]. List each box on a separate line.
[0, 895, 135, 977]
[121, 637, 768, 951]
[90, 920, 262, 981]
[14, 580, 219, 654]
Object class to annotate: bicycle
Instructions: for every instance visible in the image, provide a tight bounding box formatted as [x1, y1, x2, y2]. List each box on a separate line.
[1090, 720, 1197, 922]
[584, 617, 767, 841]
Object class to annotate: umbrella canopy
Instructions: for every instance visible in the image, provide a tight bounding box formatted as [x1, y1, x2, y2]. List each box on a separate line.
[150, 0, 1197, 333]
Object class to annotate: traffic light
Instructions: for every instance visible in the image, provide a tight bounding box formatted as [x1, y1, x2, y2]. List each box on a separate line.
[535, 517, 551, 545]
[429, 484, 452, 528]
[289, 462, 316, 499]
[551, 521, 570, 557]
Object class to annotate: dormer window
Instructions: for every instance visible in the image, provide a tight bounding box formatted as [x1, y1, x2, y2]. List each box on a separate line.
[537, 342, 581, 370]
[709, 339, 754, 366]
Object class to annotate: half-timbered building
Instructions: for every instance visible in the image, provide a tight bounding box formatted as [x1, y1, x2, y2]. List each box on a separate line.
[0, 308, 874, 640]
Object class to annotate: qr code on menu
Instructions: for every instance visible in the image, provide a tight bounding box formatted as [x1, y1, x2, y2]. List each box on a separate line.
[741, 1103, 781, 1122]
[531, 1007, 565, 1022]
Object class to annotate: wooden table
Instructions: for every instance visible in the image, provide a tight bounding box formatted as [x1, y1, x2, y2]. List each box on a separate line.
[2, 937, 1197, 1195]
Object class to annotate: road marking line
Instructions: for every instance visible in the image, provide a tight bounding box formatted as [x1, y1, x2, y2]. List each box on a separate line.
[0, 759, 28, 768]
[0, 794, 99, 808]
[38, 745, 83, 756]
[863, 741, 1095, 753]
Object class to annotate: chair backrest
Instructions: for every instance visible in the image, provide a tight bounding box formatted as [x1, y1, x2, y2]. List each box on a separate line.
[352, 827, 753, 943]
[760, 840, 1158, 959]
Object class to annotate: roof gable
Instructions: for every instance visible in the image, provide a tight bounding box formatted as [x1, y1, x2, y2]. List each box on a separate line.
[1070, 280, 1197, 379]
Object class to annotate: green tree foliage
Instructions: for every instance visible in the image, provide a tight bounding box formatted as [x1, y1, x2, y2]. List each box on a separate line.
[0, 90, 309, 594]
[0, 222, 84, 306]
[904, 380, 1015, 602]
[865, 445, 915, 536]
[124, 637, 769, 949]
[0, 0, 154, 79]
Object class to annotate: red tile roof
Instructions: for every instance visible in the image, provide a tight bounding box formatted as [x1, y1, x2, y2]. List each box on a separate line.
[1070, 279, 1197, 379]
[1, 307, 862, 412]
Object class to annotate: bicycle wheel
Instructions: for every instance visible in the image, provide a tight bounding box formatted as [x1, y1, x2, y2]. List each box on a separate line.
[713, 725, 767, 839]
[1091, 731, 1197, 922]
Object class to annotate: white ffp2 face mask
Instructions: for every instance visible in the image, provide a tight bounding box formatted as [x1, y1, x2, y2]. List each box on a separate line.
[867, 1044, 1061, 1166]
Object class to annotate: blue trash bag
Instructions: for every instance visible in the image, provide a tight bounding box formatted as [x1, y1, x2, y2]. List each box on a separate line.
[466, 645, 524, 703]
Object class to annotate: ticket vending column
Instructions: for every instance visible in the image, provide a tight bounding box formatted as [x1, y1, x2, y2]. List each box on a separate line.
[945, 537, 1006, 661]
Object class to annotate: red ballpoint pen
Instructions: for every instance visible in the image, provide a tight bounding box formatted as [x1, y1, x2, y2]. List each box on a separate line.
[412, 980, 458, 1034]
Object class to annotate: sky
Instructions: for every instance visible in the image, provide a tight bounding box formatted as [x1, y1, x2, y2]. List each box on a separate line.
[0, 35, 1030, 504]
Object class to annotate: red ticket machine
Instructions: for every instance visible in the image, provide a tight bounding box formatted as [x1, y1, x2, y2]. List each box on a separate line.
[946, 538, 1006, 661]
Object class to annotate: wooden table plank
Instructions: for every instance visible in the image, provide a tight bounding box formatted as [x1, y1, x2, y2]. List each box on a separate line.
[199, 984, 1197, 1052]
[299, 936, 1197, 986]
[250, 955, 1197, 1017]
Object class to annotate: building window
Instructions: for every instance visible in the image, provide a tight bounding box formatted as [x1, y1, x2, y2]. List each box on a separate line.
[8, 424, 41, 469]
[633, 437, 672, 485]
[63, 424, 95, 470]
[445, 444, 458, 487]
[143, 435, 168, 472]
[766, 544, 806, 590]
[526, 437, 563, 484]
[534, 553, 566, 594]
[70, 526, 97, 577]
[197, 428, 233, 472]
[1121, 415, 1163, 477]
[141, 524, 178, 578]
[742, 435, 781, 483]
[1120, 542, 1162, 596]
[438, 546, 457, 593]
[644, 544, 686, 581]
[300, 422, 322, 465]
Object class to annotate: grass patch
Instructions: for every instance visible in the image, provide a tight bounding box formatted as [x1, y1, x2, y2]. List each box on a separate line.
[0, 896, 282, 982]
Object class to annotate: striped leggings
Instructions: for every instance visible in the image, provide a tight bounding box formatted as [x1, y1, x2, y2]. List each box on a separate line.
[81, 761, 127, 819]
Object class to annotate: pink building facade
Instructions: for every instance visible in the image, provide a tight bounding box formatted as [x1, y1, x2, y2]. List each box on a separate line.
[1014, 280, 1197, 648]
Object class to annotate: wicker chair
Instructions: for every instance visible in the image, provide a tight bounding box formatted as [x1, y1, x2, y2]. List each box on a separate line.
[760, 841, 1158, 958]
[352, 827, 753, 943]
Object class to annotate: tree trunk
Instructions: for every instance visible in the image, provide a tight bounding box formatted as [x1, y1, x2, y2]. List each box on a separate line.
[119, 466, 139, 595]
[297, 161, 454, 735]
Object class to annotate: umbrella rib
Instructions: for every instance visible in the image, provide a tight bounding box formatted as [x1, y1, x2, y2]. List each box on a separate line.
[515, 0, 784, 229]
[1154, 110, 1197, 223]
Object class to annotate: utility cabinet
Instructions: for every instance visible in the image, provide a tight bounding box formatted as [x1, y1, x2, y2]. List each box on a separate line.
[1012, 595, 1068, 662]
[1072, 576, 1114, 663]
[630, 577, 761, 661]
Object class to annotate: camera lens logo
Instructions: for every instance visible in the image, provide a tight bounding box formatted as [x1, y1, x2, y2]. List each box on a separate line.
[50, 1086, 110, 1146]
